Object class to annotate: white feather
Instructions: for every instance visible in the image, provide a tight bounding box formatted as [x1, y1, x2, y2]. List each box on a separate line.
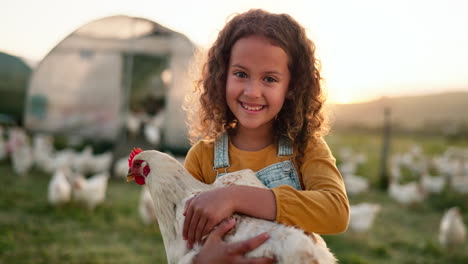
[139, 186, 158, 225]
[349, 203, 381, 233]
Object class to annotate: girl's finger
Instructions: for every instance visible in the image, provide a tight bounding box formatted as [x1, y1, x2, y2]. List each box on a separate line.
[194, 216, 208, 244]
[187, 208, 202, 247]
[202, 219, 217, 241]
[183, 203, 194, 240]
[228, 232, 270, 255]
[183, 196, 195, 216]
[241, 257, 276, 264]
[206, 218, 236, 244]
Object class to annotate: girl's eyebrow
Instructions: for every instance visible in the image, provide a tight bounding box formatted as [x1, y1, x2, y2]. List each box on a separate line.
[230, 64, 247, 70]
[264, 71, 283, 76]
[230, 64, 283, 76]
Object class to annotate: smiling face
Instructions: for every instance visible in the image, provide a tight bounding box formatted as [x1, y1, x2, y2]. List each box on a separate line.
[226, 35, 291, 134]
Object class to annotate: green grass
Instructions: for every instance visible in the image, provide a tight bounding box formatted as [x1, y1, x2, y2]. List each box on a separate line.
[324, 189, 468, 264]
[325, 131, 468, 263]
[0, 131, 467, 263]
[0, 163, 166, 263]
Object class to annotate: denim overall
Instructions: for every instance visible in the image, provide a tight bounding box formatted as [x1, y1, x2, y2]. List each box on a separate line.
[213, 133, 302, 190]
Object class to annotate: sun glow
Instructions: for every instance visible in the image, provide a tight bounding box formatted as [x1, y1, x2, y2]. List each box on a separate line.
[333, 94, 354, 104]
[1, 0, 467, 99]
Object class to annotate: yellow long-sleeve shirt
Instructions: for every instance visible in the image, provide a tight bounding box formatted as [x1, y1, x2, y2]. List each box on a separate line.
[184, 136, 349, 234]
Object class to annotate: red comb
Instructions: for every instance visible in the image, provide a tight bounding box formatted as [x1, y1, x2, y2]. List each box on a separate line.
[128, 148, 143, 167]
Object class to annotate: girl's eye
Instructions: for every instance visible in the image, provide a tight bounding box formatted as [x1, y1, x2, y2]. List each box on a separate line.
[264, 76, 277, 83]
[234, 71, 247, 78]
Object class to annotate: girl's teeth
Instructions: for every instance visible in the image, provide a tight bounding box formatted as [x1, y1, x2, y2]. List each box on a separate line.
[242, 103, 264, 111]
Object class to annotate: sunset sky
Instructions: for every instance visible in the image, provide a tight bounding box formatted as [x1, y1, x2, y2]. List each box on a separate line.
[1, 0, 467, 103]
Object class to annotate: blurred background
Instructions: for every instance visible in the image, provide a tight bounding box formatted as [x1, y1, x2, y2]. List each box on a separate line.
[0, 0, 467, 263]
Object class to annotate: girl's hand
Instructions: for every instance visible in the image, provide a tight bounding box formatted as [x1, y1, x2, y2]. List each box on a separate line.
[193, 218, 275, 264]
[183, 186, 236, 248]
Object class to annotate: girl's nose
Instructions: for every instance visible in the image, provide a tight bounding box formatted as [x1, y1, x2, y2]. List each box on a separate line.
[243, 81, 262, 98]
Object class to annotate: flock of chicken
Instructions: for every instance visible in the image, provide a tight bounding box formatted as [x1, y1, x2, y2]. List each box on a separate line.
[0, 125, 158, 223]
[390, 145, 468, 199]
[126, 109, 165, 146]
[1, 124, 466, 259]
[1, 126, 111, 210]
[338, 145, 467, 248]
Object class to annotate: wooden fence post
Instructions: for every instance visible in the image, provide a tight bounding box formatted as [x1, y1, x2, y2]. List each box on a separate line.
[379, 107, 391, 190]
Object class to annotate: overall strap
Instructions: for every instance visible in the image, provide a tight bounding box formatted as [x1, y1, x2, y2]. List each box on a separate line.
[278, 136, 294, 157]
[213, 132, 230, 172]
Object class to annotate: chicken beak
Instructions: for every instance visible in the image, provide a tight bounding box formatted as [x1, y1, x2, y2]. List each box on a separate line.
[127, 168, 135, 182]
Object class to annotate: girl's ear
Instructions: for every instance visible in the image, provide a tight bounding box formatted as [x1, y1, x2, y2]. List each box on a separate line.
[286, 90, 294, 99]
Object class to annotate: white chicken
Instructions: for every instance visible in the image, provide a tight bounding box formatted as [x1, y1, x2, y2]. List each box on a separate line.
[389, 161, 402, 182]
[51, 149, 78, 173]
[71, 171, 109, 210]
[32, 133, 55, 171]
[8, 128, 33, 176]
[343, 173, 369, 196]
[72, 146, 94, 175]
[113, 156, 130, 179]
[450, 175, 468, 194]
[388, 181, 426, 205]
[349, 203, 381, 233]
[48, 167, 72, 205]
[139, 186, 158, 225]
[420, 173, 446, 194]
[126, 110, 147, 139]
[88, 151, 113, 174]
[11, 143, 34, 176]
[339, 161, 357, 175]
[439, 207, 466, 248]
[143, 110, 165, 146]
[0, 126, 6, 161]
[127, 149, 337, 264]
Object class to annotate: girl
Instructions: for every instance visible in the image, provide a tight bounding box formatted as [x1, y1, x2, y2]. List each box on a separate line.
[183, 9, 349, 263]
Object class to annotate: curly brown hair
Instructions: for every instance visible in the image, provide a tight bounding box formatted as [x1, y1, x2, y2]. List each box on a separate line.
[185, 9, 328, 163]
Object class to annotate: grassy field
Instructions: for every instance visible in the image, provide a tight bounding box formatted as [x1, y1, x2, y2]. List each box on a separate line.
[1, 131, 467, 263]
[0, 165, 167, 264]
